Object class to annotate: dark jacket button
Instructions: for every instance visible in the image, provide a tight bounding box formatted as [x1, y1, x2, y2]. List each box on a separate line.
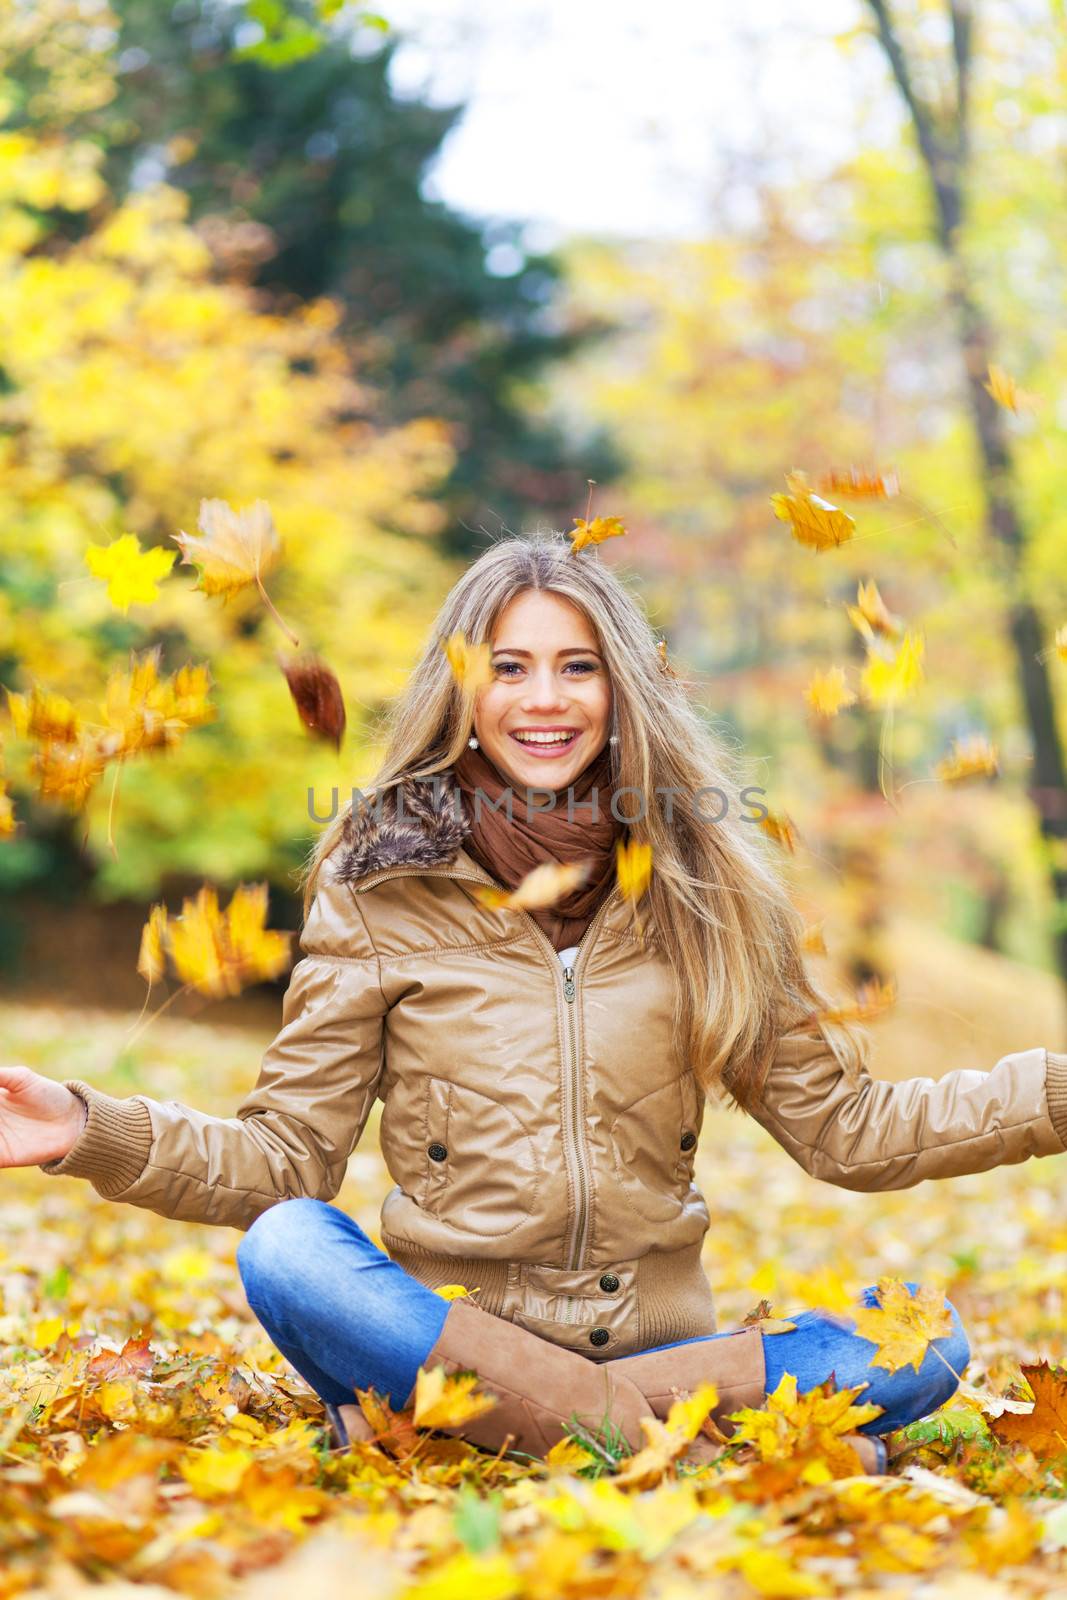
[589, 1328, 610, 1347]
[599, 1273, 620, 1293]
[680, 1130, 697, 1151]
[427, 1142, 448, 1162]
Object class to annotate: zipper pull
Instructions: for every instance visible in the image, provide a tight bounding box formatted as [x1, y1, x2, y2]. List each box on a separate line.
[563, 965, 576, 1001]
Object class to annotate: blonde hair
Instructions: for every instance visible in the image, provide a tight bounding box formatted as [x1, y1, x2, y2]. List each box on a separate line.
[299, 532, 868, 1111]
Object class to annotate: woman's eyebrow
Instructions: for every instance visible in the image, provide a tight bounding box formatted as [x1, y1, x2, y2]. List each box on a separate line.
[491, 647, 603, 658]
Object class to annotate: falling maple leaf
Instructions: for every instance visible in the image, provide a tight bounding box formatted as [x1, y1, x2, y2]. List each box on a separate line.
[859, 632, 925, 707]
[6, 685, 83, 744]
[567, 514, 628, 554]
[474, 859, 593, 913]
[935, 734, 999, 784]
[804, 666, 857, 719]
[851, 1277, 955, 1375]
[983, 363, 1040, 415]
[771, 469, 856, 551]
[759, 810, 799, 853]
[801, 922, 828, 955]
[441, 630, 493, 695]
[277, 653, 347, 749]
[990, 1364, 1067, 1463]
[845, 579, 904, 643]
[84, 533, 177, 613]
[0, 781, 14, 839]
[412, 1365, 497, 1430]
[173, 497, 298, 646]
[816, 467, 902, 500]
[815, 976, 896, 1026]
[138, 882, 293, 1000]
[656, 639, 677, 677]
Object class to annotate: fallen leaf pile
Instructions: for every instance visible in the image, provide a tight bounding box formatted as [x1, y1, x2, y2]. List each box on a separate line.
[2, 995, 1065, 1598]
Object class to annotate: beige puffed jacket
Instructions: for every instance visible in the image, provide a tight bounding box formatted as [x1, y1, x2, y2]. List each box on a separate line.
[40, 770, 1067, 1359]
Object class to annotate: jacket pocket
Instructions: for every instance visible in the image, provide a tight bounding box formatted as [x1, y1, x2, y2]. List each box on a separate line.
[403, 1076, 542, 1239]
[610, 1072, 701, 1225]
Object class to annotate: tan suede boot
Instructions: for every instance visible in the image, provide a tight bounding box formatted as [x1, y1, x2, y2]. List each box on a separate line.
[603, 1326, 767, 1434]
[603, 1332, 888, 1474]
[327, 1297, 653, 1459]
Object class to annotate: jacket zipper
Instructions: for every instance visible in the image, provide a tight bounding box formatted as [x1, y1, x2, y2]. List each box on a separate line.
[353, 860, 620, 1276]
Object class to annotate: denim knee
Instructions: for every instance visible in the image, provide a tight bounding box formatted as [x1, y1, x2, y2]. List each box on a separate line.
[853, 1287, 971, 1434]
[236, 1197, 366, 1297]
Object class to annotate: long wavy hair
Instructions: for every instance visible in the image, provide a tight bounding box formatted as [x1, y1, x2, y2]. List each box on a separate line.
[298, 532, 868, 1111]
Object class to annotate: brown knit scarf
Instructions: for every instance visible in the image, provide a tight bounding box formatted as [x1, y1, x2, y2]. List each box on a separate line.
[452, 739, 624, 951]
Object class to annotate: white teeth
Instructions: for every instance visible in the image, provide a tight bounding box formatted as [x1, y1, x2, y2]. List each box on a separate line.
[513, 732, 575, 745]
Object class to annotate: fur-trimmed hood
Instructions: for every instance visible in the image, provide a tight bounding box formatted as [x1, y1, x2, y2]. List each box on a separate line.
[332, 769, 473, 886]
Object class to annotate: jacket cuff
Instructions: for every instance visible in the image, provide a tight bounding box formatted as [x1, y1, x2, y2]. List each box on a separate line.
[1045, 1050, 1067, 1150]
[38, 1078, 154, 1197]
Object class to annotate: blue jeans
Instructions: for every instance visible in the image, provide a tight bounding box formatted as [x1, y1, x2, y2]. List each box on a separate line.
[236, 1198, 969, 1437]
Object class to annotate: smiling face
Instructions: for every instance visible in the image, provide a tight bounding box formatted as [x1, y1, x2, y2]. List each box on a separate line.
[471, 589, 612, 791]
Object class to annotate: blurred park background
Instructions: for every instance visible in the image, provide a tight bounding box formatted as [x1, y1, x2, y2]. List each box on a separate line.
[3, 6, 1067, 1594]
[1, 0, 1066, 1060]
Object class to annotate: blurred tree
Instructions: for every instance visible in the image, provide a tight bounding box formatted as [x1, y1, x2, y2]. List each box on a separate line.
[862, 0, 1067, 995]
[97, 0, 623, 553]
[0, 1, 456, 916]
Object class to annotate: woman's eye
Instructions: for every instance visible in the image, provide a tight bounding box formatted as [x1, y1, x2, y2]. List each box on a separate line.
[494, 661, 597, 676]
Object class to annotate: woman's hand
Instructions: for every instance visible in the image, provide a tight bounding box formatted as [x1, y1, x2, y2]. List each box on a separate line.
[0, 1066, 87, 1168]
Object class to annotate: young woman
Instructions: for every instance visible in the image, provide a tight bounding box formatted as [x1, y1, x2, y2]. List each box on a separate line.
[4, 534, 1065, 1473]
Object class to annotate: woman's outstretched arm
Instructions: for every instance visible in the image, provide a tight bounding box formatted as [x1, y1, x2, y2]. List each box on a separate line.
[746, 1019, 1067, 1190]
[15, 869, 388, 1229]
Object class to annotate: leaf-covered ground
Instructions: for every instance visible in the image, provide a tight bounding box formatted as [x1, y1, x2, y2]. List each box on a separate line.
[2, 988, 1066, 1600]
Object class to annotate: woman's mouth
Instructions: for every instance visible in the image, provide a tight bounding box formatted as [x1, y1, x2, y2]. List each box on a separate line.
[507, 730, 580, 758]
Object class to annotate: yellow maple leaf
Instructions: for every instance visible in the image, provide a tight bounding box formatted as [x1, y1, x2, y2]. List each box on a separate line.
[411, 1364, 496, 1430]
[99, 647, 215, 758]
[179, 1444, 255, 1497]
[85, 532, 176, 612]
[851, 1277, 955, 1374]
[730, 1372, 883, 1477]
[804, 666, 857, 719]
[815, 975, 896, 1025]
[567, 514, 627, 554]
[6, 685, 83, 744]
[441, 630, 494, 695]
[800, 922, 828, 955]
[845, 578, 903, 643]
[434, 1284, 479, 1301]
[859, 631, 925, 707]
[146, 882, 292, 999]
[474, 859, 593, 913]
[759, 810, 799, 853]
[935, 734, 999, 784]
[30, 735, 109, 809]
[173, 497, 298, 645]
[616, 838, 652, 903]
[771, 469, 856, 551]
[0, 781, 16, 839]
[816, 467, 901, 500]
[615, 1381, 720, 1488]
[173, 497, 280, 597]
[984, 363, 1040, 415]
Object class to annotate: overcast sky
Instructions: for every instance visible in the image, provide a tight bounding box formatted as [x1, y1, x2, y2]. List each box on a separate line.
[379, 0, 893, 250]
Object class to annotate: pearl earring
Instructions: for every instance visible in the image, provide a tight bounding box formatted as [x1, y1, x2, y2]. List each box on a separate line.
[468, 735, 479, 749]
[608, 734, 618, 745]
